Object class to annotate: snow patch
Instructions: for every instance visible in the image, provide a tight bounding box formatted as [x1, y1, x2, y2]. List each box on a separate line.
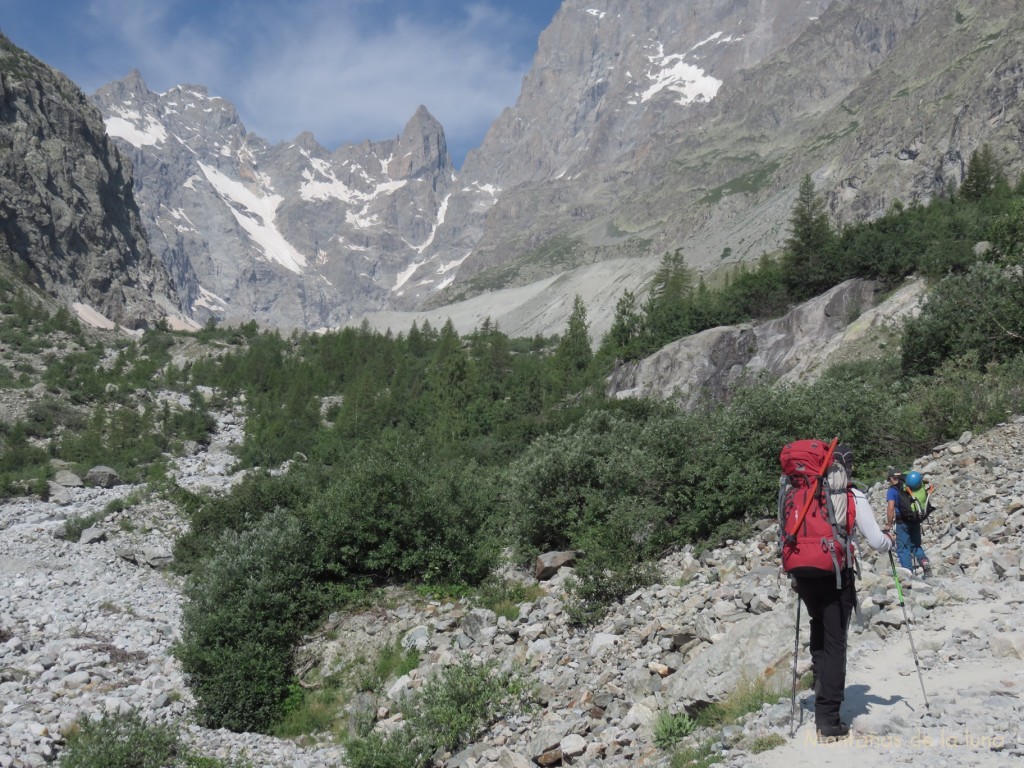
[634, 43, 723, 105]
[192, 286, 228, 313]
[413, 194, 450, 253]
[299, 160, 407, 205]
[104, 112, 167, 147]
[393, 260, 424, 292]
[197, 161, 306, 273]
[437, 251, 471, 276]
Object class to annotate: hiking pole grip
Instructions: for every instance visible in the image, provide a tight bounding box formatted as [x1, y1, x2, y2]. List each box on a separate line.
[888, 552, 931, 710]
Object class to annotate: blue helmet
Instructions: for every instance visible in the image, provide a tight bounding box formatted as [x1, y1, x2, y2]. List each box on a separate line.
[905, 470, 923, 490]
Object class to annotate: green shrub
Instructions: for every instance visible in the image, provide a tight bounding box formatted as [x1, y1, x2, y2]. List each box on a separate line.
[173, 468, 317, 572]
[654, 711, 698, 749]
[408, 659, 531, 753]
[175, 512, 324, 732]
[902, 262, 1024, 376]
[565, 499, 663, 625]
[62, 510, 107, 542]
[302, 430, 498, 586]
[357, 640, 421, 693]
[344, 730, 421, 768]
[346, 658, 533, 768]
[56, 710, 250, 768]
[58, 711, 180, 768]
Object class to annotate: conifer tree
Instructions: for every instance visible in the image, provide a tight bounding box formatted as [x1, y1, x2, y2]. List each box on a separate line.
[554, 295, 593, 388]
[961, 144, 1007, 201]
[784, 174, 834, 296]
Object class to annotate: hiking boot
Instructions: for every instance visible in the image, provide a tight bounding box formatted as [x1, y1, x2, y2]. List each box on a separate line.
[920, 558, 932, 578]
[817, 721, 851, 742]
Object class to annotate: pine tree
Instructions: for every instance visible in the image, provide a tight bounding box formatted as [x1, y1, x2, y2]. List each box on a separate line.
[603, 289, 645, 360]
[784, 174, 834, 296]
[961, 144, 1007, 201]
[643, 250, 694, 346]
[554, 295, 593, 389]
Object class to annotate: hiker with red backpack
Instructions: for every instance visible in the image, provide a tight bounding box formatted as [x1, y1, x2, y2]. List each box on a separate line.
[885, 470, 933, 578]
[779, 440, 895, 741]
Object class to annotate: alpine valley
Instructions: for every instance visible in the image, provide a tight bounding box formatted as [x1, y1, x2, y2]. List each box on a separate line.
[78, 0, 1024, 340]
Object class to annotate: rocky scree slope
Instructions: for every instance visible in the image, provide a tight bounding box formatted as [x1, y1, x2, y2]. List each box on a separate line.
[3, 399, 1024, 766]
[0, 34, 181, 330]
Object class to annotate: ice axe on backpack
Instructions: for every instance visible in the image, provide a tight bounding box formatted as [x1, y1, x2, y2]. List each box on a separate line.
[888, 551, 930, 710]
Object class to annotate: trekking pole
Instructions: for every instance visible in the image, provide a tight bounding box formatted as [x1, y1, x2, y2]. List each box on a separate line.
[789, 597, 801, 737]
[888, 551, 930, 710]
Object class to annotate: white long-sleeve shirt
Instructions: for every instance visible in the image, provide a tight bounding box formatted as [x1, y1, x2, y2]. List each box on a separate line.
[853, 488, 894, 551]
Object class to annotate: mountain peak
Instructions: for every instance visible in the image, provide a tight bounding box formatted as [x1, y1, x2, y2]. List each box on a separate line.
[388, 105, 451, 180]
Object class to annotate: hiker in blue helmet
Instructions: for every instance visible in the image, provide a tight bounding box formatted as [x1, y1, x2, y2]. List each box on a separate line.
[885, 469, 932, 577]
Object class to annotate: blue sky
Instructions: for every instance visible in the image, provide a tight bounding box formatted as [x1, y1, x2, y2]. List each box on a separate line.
[0, 0, 563, 166]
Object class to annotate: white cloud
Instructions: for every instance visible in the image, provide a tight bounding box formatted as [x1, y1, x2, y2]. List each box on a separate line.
[74, 0, 542, 163]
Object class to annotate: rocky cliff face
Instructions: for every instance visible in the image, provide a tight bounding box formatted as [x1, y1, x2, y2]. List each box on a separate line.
[86, 0, 1024, 340]
[377, 0, 1024, 335]
[606, 278, 926, 408]
[0, 34, 180, 329]
[91, 73, 456, 330]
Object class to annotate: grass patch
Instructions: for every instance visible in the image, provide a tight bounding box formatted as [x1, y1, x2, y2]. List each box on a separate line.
[807, 121, 860, 152]
[273, 683, 340, 740]
[695, 674, 789, 728]
[748, 733, 787, 753]
[357, 639, 421, 693]
[669, 741, 724, 768]
[698, 161, 781, 205]
[473, 578, 546, 621]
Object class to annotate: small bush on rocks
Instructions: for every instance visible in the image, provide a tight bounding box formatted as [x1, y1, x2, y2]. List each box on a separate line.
[61, 510, 107, 542]
[653, 711, 698, 749]
[346, 658, 533, 768]
[57, 710, 251, 768]
[357, 639, 421, 693]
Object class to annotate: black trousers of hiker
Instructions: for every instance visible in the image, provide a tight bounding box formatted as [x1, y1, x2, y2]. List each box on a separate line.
[793, 569, 856, 729]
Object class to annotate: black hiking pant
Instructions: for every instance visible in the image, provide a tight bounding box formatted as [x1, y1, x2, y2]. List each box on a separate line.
[793, 569, 856, 729]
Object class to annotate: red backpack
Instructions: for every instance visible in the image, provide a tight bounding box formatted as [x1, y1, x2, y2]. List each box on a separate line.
[778, 438, 856, 586]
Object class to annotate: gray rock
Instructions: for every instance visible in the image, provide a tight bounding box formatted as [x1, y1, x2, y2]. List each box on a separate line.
[536, 551, 580, 581]
[53, 470, 83, 488]
[78, 527, 107, 545]
[84, 466, 122, 488]
[45, 483, 72, 506]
